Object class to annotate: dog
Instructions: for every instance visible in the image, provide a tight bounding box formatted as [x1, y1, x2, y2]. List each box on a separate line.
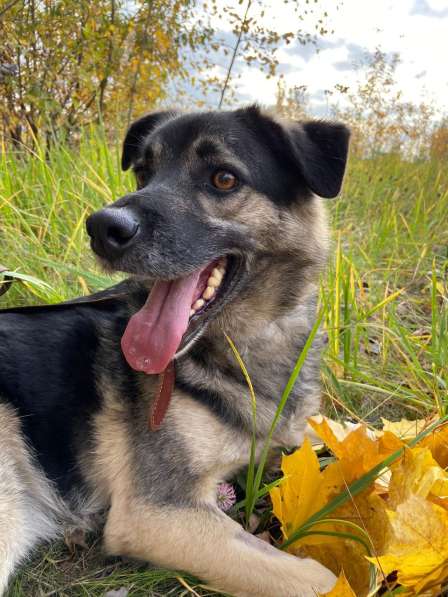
[0, 105, 349, 596]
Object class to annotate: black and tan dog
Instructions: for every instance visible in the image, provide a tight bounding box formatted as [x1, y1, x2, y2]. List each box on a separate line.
[0, 106, 349, 596]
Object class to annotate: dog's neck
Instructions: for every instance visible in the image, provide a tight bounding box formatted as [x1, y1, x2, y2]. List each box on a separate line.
[209, 252, 322, 347]
[206, 282, 320, 378]
[177, 263, 323, 440]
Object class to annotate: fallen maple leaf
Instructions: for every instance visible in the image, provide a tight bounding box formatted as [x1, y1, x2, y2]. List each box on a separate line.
[308, 416, 403, 485]
[368, 495, 448, 595]
[418, 422, 448, 469]
[270, 437, 337, 544]
[299, 490, 388, 596]
[271, 416, 448, 597]
[306, 415, 376, 445]
[270, 431, 389, 595]
[381, 417, 431, 440]
[388, 446, 448, 509]
[318, 571, 356, 596]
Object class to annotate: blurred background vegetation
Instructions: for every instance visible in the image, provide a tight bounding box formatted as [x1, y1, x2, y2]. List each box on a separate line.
[0, 0, 447, 157]
[0, 0, 325, 143]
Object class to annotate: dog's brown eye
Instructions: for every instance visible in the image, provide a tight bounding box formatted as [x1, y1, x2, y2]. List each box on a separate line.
[212, 171, 238, 191]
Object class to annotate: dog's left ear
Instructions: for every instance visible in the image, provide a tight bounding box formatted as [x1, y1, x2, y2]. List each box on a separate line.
[288, 120, 351, 198]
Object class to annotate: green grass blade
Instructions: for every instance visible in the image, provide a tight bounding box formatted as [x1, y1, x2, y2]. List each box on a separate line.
[246, 309, 325, 519]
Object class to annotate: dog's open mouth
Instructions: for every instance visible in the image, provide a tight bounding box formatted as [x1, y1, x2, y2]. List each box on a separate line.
[121, 256, 241, 374]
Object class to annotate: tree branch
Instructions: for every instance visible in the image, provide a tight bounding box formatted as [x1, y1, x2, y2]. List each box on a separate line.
[218, 0, 252, 109]
[0, 0, 22, 20]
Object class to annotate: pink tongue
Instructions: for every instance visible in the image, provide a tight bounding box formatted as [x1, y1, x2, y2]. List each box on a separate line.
[121, 270, 202, 374]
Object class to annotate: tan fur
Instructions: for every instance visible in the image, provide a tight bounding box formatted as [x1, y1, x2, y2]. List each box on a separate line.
[82, 388, 136, 506]
[0, 404, 66, 595]
[105, 501, 336, 597]
[102, 395, 336, 597]
[199, 192, 329, 343]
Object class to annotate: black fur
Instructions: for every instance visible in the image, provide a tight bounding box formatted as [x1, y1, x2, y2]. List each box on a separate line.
[87, 106, 350, 279]
[0, 287, 142, 494]
[122, 105, 350, 203]
[1, 107, 350, 497]
[175, 374, 247, 431]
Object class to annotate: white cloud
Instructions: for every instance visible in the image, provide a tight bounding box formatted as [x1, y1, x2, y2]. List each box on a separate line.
[222, 0, 448, 116]
[427, 0, 448, 9]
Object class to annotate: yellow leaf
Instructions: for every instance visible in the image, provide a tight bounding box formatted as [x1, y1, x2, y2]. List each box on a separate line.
[381, 416, 431, 440]
[301, 491, 388, 596]
[309, 417, 403, 484]
[318, 571, 357, 596]
[271, 431, 390, 596]
[270, 438, 336, 544]
[307, 415, 367, 444]
[273, 418, 448, 596]
[418, 422, 448, 469]
[388, 447, 448, 509]
[368, 496, 448, 595]
[155, 29, 170, 52]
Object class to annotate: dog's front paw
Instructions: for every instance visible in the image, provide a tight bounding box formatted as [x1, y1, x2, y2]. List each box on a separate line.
[294, 557, 337, 596]
[231, 554, 337, 597]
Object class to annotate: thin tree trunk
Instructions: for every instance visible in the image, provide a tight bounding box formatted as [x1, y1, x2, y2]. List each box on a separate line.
[126, 1, 153, 126]
[98, 0, 116, 115]
[218, 0, 252, 109]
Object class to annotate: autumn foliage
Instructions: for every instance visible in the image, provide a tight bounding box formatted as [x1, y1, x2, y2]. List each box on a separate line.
[270, 417, 448, 596]
[0, 0, 206, 144]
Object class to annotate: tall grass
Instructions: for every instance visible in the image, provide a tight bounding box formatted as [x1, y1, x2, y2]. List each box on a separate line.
[323, 154, 448, 420]
[1, 129, 447, 595]
[0, 128, 126, 303]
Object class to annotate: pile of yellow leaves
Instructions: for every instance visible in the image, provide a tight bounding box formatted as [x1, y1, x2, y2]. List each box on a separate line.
[270, 416, 448, 596]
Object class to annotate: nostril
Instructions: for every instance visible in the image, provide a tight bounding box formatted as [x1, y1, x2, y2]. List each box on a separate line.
[106, 220, 139, 246]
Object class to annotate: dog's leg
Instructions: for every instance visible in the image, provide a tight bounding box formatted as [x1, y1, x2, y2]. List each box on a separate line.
[0, 404, 62, 595]
[0, 478, 36, 595]
[105, 497, 336, 597]
[96, 397, 336, 597]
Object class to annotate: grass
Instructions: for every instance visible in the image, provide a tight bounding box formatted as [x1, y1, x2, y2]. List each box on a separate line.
[7, 539, 213, 596]
[323, 153, 448, 422]
[1, 129, 447, 595]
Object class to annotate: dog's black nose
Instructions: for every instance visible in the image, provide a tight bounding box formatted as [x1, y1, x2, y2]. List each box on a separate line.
[86, 208, 139, 259]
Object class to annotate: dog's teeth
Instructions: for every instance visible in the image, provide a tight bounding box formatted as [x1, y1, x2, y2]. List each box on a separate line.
[203, 286, 215, 300]
[211, 267, 223, 282]
[193, 299, 205, 310]
[189, 309, 195, 317]
[207, 276, 221, 288]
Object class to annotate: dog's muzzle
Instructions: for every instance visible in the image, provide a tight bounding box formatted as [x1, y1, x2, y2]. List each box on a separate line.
[86, 208, 140, 259]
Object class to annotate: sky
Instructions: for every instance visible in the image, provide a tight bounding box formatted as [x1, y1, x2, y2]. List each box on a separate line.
[203, 0, 448, 118]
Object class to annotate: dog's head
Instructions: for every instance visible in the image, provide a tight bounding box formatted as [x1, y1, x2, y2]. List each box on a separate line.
[86, 106, 349, 374]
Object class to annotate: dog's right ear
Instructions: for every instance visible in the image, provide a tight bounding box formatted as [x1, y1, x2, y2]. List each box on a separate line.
[237, 105, 350, 199]
[121, 111, 175, 171]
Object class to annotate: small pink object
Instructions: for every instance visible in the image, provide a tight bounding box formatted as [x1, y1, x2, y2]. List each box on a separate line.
[217, 483, 236, 511]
